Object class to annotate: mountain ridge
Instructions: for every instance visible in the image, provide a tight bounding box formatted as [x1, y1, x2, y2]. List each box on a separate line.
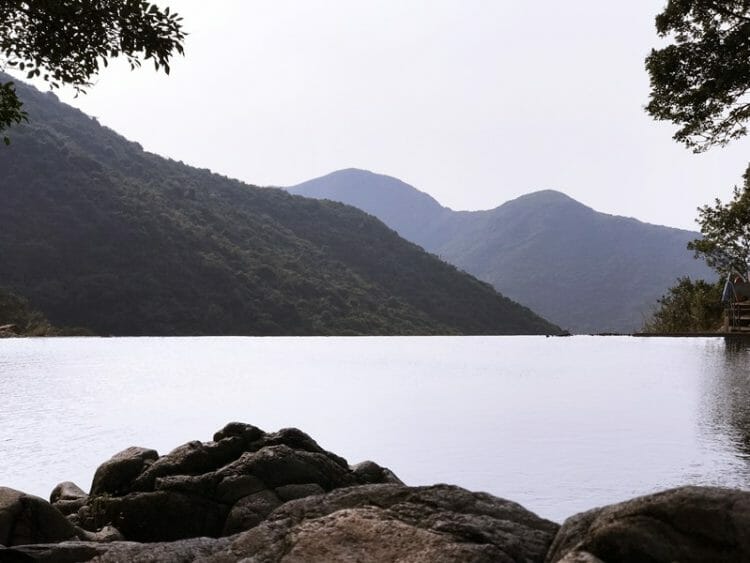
[287, 169, 712, 333]
[0, 77, 560, 336]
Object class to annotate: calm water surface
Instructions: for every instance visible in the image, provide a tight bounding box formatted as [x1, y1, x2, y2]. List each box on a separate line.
[1, 336, 749, 522]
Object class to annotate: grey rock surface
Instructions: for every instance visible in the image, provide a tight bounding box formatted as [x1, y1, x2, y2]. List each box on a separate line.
[0, 487, 79, 547]
[50, 483, 88, 519]
[89, 447, 158, 496]
[2, 537, 230, 562]
[351, 460, 404, 485]
[130, 438, 246, 492]
[0, 484, 558, 562]
[274, 483, 325, 501]
[70, 422, 399, 543]
[49, 483, 86, 505]
[545, 485, 750, 563]
[222, 489, 281, 535]
[208, 483, 559, 563]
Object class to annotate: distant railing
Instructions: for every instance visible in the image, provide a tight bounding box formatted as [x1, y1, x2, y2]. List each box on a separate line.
[727, 282, 750, 331]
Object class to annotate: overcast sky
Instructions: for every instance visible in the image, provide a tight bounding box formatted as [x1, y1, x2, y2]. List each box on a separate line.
[18, 1, 750, 230]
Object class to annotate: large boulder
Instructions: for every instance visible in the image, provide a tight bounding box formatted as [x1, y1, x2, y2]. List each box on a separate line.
[49, 482, 88, 518]
[130, 438, 246, 492]
[351, 460, 404, 485]
[49, 482, 86, 505]
[124, 423, 351, 494]
[212, 421, 264, 443]
[215, 483, 560, 562]
[72, 422, 398, 542]
[257, 427, 350, 469]
[89, 447, 158, 496]
[0, 484, 558, 562]
[0, 488, 79, 547]
[545, 486, 750, 563]
[216, 444, 356, 491]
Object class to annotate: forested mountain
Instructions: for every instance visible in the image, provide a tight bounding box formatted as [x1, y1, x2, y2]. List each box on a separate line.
[288, 170, 713, 333]
[0, 77, 560, 336]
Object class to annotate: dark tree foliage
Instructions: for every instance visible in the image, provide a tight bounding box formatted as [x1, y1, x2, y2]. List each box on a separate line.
[0, 81, 27, 143]
[0, 286, 53, 335]
[0, 0, 184, 143]
[645, 0, 750, 152]
[0, 287, 91, 335]
[688, 165, 750, 276]
[643, 277, 724, 333]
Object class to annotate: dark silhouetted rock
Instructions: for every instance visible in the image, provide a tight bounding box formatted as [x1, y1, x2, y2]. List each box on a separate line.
[352, 460, 404, 485]
[259, 427, 350, 468]
[153, 473, 220, 497]
[49, 482, 88, 518]
[223, 490, 282, 535]
[545, 486, 750, 563]
[216, 445, 355, 492]
[130, 438, 245, 492]
[214, 474, 265, 504]
[89, 447, 158, 496]
[49, 482, 86, 505]
[0, 488, 79, 547]
[212, 421, 265, 444]
[275, 483, 325, 501]
[78, 490, 228, 543]
[71, 423, 372, 542]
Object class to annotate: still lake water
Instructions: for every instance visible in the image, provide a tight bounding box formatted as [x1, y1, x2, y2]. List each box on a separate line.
[1, 336, 749, 522]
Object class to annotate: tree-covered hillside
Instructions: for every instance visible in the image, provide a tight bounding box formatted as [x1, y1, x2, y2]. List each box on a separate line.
[289, 169, 712, 333]
[0, 77, 559, 336]
[0, 287, 53, 336]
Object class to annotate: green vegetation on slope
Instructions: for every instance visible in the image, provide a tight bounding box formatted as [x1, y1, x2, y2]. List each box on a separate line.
[642, 277, 724, 333]
[0, 287, 63, 336]
[642, 167, 750, 334]
[0, 78, 559, 336]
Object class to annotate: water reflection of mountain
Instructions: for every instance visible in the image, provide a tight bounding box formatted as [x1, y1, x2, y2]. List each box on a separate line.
[703, 338, 750, 459]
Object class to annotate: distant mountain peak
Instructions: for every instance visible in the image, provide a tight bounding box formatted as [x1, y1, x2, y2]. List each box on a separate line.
[507, 189, 588, 208]
[291, 168, 435, 197]
[287, 169, 452, 248]
[324, 167, 385, 178]
[286, 170, 711, 333]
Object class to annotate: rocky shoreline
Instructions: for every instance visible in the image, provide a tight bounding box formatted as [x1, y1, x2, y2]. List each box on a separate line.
[1, 423, 748, 562]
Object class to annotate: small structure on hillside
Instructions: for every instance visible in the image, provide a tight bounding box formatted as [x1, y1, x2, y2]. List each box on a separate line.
[722, 275, 750, 332]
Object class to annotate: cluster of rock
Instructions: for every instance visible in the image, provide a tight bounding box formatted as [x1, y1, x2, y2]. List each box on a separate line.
[1, 422, 749, 562]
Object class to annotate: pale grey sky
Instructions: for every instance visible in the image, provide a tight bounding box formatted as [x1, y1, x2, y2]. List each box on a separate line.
[17, 1, 750, 230]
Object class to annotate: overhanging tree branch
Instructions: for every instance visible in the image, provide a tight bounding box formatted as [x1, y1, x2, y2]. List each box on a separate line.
[0, 1, 184, 142]
[646, 0, 750, 152]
